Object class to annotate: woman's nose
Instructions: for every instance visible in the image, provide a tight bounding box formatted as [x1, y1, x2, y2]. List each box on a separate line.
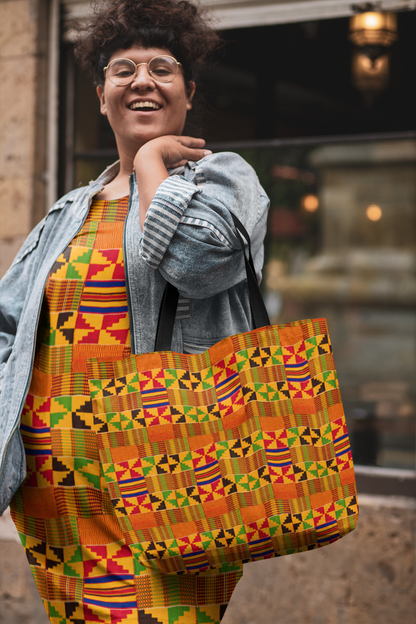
[130, 64, 155, 91]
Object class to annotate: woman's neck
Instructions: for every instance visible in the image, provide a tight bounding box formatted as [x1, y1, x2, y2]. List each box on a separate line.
[96, 142, 136, 200]
[95, 172, 131, 200]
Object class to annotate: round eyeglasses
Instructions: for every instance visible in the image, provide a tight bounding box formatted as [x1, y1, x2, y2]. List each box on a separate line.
[104, 55, 182, 86]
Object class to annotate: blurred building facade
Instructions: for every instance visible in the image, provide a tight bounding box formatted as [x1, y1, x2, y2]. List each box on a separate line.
[0, 1, 415, 623]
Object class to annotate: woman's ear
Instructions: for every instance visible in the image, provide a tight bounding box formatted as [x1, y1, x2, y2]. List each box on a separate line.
[186, 81, 196, 111]
[96, 84, 107, 115]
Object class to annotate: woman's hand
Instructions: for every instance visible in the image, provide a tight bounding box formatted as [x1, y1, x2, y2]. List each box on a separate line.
[134, 135, 212, 229]
[136, 135, 211, 169]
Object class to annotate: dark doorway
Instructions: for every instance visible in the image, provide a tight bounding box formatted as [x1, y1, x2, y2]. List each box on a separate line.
[200, 12, 416, 142]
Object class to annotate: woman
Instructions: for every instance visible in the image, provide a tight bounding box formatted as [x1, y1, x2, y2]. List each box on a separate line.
[1, 0, 269, 622]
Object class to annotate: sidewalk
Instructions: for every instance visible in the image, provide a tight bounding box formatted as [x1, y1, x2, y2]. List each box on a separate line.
[1, 495, 415, 624]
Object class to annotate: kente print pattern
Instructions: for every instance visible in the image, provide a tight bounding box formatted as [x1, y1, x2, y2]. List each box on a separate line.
[11, 197, 238, 624]
[88, 319, 358, 576]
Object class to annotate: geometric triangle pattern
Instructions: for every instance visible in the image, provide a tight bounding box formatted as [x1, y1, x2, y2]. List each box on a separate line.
[87, 317, 358, 576]
[12, 197, 237, 624]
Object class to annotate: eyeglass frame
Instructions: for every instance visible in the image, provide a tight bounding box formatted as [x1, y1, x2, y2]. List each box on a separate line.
[103, 55, 183, 86]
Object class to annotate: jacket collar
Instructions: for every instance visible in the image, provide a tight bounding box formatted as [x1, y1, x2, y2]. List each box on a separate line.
[77, 159, 188, 219]
[94, 160, 121, 185]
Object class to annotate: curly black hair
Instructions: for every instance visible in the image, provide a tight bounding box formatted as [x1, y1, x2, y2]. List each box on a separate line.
[74, 0, 221, 90]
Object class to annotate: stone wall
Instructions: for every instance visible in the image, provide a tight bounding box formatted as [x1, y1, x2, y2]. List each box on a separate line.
[0, 0, 48, 278]
[223, 495, 416, 624]
[0, 495, 415, 624]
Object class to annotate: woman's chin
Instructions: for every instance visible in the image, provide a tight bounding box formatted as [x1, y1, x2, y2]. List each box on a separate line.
[116, 123, 186, 156]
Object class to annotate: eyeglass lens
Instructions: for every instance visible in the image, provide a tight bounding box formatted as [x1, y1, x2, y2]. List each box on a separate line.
[107, 56, 178, 85]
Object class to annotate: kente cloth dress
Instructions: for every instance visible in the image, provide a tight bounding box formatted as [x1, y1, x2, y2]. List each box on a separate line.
[10, 196, 242, 624]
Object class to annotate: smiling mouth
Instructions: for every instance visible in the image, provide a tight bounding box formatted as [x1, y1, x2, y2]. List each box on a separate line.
[129, 101, 161, 111]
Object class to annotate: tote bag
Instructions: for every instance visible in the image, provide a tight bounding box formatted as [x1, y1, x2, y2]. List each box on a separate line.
[87, 214, 358, 574]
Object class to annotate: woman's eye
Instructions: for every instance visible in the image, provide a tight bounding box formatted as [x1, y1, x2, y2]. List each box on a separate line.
[115, 69, 134, 77]
[152, 66, 172, 76]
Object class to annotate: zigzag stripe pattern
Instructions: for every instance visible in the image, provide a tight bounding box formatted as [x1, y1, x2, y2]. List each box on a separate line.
[88, 317, 358, 575]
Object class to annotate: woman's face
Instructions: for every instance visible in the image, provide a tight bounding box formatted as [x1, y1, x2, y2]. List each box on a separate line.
[97, 45, 195, 158]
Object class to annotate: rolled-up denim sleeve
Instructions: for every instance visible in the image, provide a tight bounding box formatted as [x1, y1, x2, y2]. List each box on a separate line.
[138, 152, 270, 300]
[139, 176, 201, 270]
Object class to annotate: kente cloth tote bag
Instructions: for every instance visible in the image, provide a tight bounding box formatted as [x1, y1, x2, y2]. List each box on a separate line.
[87, 214, 358, 575]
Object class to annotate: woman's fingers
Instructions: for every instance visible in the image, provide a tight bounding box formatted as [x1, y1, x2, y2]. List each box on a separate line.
[179, 145, 211, 158]
[135, 135, 211, 169]
[175, 136, 206, 148]
[175, 137, 211, 156]
[163, 137, 211, 166]
[176, 137, 211, 158]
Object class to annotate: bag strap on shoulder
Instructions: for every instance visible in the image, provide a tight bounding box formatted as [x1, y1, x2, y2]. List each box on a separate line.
[154, 213, 271, 352]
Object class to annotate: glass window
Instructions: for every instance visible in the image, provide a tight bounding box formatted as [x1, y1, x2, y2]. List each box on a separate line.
[235, 138, 416, 470]
[59, 48, 118, 194]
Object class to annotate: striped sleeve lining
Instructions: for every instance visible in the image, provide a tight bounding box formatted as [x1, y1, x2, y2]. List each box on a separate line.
[140, 176, 200, 269]
[176, 296, 190, 319]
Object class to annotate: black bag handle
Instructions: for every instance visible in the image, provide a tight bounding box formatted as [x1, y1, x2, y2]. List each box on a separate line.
[154, 213, 271, 351]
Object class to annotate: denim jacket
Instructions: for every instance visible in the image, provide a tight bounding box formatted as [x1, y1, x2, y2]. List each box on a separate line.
[0, 151, 269, 513]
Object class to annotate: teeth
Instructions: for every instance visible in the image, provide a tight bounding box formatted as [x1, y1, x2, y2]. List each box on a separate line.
[129, 101, 161, 110]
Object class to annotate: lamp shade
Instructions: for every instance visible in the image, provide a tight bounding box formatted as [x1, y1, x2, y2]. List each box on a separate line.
[349, 12, 398, 47]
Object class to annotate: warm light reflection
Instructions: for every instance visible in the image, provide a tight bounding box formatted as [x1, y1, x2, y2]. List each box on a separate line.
[352, 52, 389, 92]
[366, 204, 382, 221]
[302, 194, 319, 212]
[361, 55, 385, 71]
